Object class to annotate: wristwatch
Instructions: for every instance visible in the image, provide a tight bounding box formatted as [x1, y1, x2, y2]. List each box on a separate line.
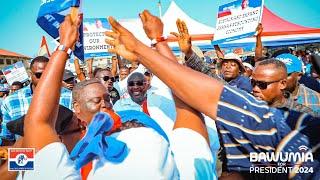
[55, 44, 72, 57]
[151, 35, 168, 47]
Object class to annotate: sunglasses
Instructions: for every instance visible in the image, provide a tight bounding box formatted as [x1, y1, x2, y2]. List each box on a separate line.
[33, 72, 42, 79]
[64, 77, 76, 84]
[251, 79, 281, 90]
[128, 81, 144, 87]
[100, 76, 115, 82]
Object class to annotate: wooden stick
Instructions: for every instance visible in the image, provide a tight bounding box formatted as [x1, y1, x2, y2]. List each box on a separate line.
[70, 7, 79, 24]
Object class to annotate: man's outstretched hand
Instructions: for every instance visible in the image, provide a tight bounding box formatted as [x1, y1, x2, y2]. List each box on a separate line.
[171, 19, 192, 58]
[105, 17, 139, 62]
[139, 10, 163, 40]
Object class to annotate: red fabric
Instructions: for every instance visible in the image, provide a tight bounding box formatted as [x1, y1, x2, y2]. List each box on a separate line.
[261, 6, 320, 35]
[80, 162, 92, 180]
[104, 109, 122, 133]
[141, 99, 150, 116]
[218, 11, 231, 18]
[39, 36, 51, 57]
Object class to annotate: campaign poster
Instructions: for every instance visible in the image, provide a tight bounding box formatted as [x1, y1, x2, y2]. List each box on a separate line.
[212, 0, 264, 45]
[2, 61, 29, 85]
[83, 18, 112, 59]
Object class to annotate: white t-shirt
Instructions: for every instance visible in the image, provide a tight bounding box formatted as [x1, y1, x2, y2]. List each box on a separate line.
[147, 75, 176, 137]
[17, 142, 80, 180]
[170, 128, 217, 180]
[88, 127, 178, 179]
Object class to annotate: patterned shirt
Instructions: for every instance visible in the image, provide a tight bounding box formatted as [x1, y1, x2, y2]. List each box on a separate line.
[276, 93, 320, 117]
[0, 84, 73, 140]
[216, 85, 320, 179]
[185, 52, 225, 83]
[294, 84, 320, 113]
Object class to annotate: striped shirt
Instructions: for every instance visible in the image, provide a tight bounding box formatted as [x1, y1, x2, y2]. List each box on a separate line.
[216, 85, 320, 179]
[0, 84, 72, 140]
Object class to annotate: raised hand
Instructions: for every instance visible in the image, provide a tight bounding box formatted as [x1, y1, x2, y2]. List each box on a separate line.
[170, 19, 192, 57]
[59, 15, 81, 48]
[0, 148, 8, 160]
[105, 17, 139, 62]
[255, 23, 263, 37]
[139, 10, 163, 40]
[105, 31, 138, 62]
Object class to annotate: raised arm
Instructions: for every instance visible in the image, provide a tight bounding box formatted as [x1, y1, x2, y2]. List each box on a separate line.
[86, 58, 94, 78]
[106, 15, 223, 119]
[213, 45, 224, 59]
[74, 57, 86, 81]
[117, 55, 125, 69]
[254, 23, 263, 62]
[171, 19, 224, 81]
[23, 15, 80, 150]
[139, 10, 209, 140]
[111, 56, 118, 76]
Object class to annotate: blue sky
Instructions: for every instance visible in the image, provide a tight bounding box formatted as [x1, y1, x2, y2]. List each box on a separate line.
[0, 0, 319, 57]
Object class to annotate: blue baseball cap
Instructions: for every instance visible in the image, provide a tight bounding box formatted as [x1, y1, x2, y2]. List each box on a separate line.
[276, 53, 303, 74]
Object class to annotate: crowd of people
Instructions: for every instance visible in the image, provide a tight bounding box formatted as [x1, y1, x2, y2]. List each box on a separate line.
[0, 10, 319, 180]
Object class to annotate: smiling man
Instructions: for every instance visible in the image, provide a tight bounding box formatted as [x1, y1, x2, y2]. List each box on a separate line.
[113, 72, 148, 113]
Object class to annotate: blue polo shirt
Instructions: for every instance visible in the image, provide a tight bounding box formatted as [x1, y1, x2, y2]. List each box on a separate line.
[226, 75, 252, 93]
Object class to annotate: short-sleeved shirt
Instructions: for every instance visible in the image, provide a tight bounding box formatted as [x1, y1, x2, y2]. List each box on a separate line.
[17, 142, 80, 180]
[170, 128, 217, 180]
[0, 84, 73, 140]
[88, 127, 178, 179]
[216, 85, 320, 179]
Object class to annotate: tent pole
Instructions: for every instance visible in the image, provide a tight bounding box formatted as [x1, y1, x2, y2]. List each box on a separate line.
[158, 0, 162, 18]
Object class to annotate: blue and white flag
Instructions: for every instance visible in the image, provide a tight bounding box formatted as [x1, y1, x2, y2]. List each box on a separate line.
[36, 0, 84, 61]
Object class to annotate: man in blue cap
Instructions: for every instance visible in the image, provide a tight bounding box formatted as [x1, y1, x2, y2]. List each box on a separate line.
[276, 53, 320, 113]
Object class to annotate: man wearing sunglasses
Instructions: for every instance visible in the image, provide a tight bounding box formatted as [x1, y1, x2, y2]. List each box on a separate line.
[251, 58, 318, 116]
[62, 69, 76, 90]
[0, 56, 73, 145]
[113, 72, 148, 113]
[94, 68, 120, 104]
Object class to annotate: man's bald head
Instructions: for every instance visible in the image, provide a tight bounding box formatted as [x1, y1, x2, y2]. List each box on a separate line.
[127, 72, 145, 83]
[252, 59, 288, 104]
[127, 72, 147, 105]
[255, 58, 288, 79]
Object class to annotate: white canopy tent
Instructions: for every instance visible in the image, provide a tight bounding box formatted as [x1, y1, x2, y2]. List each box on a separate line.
[119, 1, 215, 50]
